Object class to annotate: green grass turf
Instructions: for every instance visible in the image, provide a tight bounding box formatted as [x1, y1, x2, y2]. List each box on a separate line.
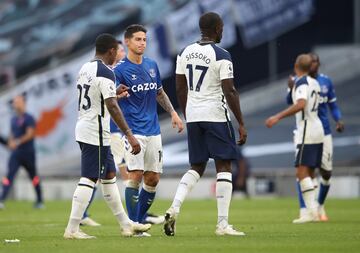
[0, 198, 359, 253]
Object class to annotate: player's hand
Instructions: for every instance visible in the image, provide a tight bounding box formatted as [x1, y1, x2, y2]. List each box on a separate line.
[126, 134, 141, 155]
[336, 121, 345, 133]
[117, 92, 129, 100]
[288, 75, 295, 89]
[171, 111, 184, 133]
[7, 139, 17, 150]
[238, 125, 247, 145]
[265, 116, 279, 128]
[116, 84, 130, 99]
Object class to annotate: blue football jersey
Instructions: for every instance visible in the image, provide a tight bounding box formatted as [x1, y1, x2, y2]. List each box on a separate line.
[316, 73, 341, 135]
[111, 57, 162, 136]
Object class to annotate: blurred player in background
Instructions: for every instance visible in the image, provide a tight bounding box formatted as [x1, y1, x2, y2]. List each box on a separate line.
[64, 33, 151, 239]
[266, 54, 324, 223]
[113, 24, 183, 236]
[0, 95, 44, 210]
[163, 12, 247, 237]
[287, 53, 345, 222]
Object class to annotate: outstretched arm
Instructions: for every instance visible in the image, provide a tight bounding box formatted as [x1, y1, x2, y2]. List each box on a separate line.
[221, 78, 247, 145]
[157, 87, 184, 133]
[265, 99, 306, 128]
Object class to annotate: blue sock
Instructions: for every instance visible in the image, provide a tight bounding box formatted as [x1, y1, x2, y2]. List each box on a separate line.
[83, 187, 97, 219]
[318, 182, 330, 205]
[125, 187, 139, 221]
[137, 188, 156, 223]
[296, 180, 306, 208]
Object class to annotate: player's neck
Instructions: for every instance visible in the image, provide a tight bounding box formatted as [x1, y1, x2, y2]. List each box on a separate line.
[127, 51, 143, 64]
[200, 36, 216, 43]
[94, 54, 110, 65]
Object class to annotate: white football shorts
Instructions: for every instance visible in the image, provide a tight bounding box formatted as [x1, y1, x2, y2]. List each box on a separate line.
[124, 134, 163, 174]
[321, 134, 333, 171]
[110, 133, 127, 167]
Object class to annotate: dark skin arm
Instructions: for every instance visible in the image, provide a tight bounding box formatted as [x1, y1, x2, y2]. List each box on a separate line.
[221, 78, 247, 145]
[105, 97, 140, 154]
[176, 74, 188, 120]
[116, 84, 129, 99]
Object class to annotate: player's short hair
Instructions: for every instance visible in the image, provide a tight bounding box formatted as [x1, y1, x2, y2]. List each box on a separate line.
[124, 24, 147, 39]
[295, 54, 312, 72]
[95, 33, 118, 54]
[199, 12, 222, 32]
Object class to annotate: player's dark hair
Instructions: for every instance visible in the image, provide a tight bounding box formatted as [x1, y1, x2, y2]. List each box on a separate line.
[309, 52, 320, 62]
[124, 24, 147, 39]
[199, 12, 222, 34]
[95, 33, 118, 54]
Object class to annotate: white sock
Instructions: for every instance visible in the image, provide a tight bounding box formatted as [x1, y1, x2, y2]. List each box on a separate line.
[216, 172, 233, 228]
[312, 177, 318, 189]
[299, 177, 317, 213]
[312, 177, 319, 202]
[171, 170, 200, 214]
[100, 177, 131, 228]
[66, 177, 95, 233]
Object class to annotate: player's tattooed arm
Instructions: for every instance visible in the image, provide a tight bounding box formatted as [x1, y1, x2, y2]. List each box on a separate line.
[157, 87, 184, 133]
[157, 88, 175, 113]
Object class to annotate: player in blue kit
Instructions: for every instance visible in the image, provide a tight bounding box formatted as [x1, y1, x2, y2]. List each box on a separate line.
[0, 95, 44, 210]
[287, 53, 344, 222]
[113, 25, 183, 236]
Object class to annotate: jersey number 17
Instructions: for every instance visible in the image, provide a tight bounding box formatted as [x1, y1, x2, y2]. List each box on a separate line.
[186, 64, 208, 92]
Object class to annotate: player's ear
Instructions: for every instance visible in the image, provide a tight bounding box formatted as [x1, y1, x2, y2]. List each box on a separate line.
[124, 38, 130, 47]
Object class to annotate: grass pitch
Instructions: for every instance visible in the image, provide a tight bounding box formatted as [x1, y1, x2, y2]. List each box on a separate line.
[0, 198, 359, 253]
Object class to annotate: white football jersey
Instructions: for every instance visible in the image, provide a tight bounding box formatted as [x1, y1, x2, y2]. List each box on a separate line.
[176, 42, 234, 123]
[292, 75, 324, 144]
[75, 60, 117, 146]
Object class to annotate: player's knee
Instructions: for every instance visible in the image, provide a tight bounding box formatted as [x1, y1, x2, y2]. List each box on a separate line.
[320, 169, 331, 181]
[190, 163, 206, 177]
[128, 170, 143, 182]
[143, 173, 159, 187]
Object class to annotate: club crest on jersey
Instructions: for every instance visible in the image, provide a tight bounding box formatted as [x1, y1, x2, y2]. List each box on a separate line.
[149, 68, 156, 78]
[131, 74, 137, 80]
[321, 85, 328, 94]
